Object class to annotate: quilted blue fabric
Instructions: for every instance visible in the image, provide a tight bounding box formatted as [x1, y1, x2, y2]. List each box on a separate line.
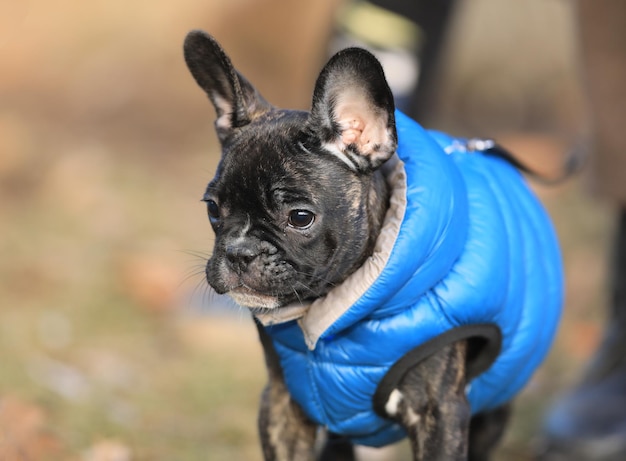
[262, 110, 563, 447]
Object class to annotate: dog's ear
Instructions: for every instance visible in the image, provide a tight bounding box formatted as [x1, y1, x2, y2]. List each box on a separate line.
[184, 30, 270, 142]
[309, 48, 397, 172]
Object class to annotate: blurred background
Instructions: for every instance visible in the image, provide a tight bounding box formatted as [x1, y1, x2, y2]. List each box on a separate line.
[0, 0, 614, 460]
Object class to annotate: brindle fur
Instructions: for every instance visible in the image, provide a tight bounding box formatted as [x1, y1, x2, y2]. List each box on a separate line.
[184, 30, 510, 461]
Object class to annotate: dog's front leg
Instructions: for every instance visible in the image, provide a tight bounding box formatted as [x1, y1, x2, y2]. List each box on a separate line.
[388, 341, 470, 461]
[256, 322, 317, 461]
[258, 379, 318, 461]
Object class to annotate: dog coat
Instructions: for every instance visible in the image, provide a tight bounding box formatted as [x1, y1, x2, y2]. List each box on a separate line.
[254, 110, 563, 447]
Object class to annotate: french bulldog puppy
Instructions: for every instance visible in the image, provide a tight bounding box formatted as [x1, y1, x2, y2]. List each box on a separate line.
[184, 31, 511, 461]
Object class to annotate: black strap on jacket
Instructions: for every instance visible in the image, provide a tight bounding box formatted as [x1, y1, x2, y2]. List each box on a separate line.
[373, 323, 502, 417]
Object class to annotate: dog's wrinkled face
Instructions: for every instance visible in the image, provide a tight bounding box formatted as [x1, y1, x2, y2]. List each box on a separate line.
[201, 112, 377, 308]
[184, 31, 397, 309]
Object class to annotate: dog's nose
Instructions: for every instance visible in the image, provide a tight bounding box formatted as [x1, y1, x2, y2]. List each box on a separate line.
[225, 243, 258, 273]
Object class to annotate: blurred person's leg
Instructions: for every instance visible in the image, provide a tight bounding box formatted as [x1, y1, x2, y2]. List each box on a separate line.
[372, 0, 457, 124]
[540, 1, 626, 459]
[331, 0, 457, 124]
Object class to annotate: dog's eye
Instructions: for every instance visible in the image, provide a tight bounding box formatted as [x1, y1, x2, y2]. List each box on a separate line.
[288, 210, 315, 229]
[206, 199, 220, 220]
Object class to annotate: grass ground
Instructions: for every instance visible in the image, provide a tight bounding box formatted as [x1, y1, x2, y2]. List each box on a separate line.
[0, 1, 614, 459]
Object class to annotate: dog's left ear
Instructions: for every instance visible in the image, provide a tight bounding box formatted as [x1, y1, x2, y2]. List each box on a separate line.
[309, 48, 397, 172]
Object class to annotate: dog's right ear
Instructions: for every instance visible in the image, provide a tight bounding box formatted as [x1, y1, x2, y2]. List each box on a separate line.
[183, 30, 270, 142]
[308, 48, 397, 173]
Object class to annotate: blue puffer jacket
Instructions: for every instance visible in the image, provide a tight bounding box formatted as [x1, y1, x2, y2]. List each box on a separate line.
[255, 110, 563, 447]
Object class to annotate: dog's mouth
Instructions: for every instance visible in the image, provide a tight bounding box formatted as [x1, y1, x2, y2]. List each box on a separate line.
[207, 253, 299, 309]
[226, 286, 282, 309]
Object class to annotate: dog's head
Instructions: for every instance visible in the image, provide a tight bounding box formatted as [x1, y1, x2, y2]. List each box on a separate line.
[184, 31, 397, 309]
